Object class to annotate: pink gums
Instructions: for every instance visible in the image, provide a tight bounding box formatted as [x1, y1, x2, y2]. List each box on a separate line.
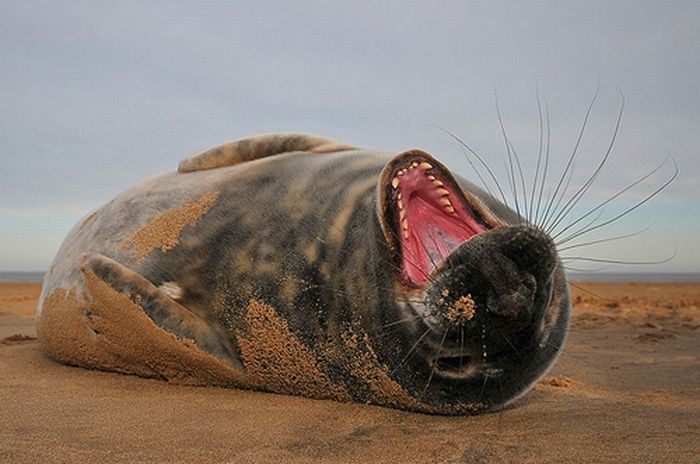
[393, 166, 489, 287]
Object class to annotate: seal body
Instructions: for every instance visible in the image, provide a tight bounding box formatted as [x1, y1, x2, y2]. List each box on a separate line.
[36, 134, 570, 415]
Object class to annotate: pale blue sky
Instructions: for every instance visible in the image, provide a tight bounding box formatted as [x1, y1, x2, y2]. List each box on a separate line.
[1, 1, 698, 272]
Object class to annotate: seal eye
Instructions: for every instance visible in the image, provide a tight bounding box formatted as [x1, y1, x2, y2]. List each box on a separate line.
[388, 157, 492, 287]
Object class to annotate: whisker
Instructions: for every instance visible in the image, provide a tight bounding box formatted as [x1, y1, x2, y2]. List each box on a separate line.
[389, 327, 431, 377]
[545, 91, 625, 234]
[372, 321, 422, 341]
[545, 157, 577, 231]
[508, 138, 531, 222]
[461, 147, 498, 200]
[557, 223, 654, 252]
[535, 94, 553, 227]
[499, 330, 520, 355]
[441, 128, 511, 210]
[560, 202, 609, 243]
[556, 157, 678, 246]
[529, 86, 545, 223]
[434, 126, 498, 202]
[495, 90, 523, 223]
[422, 328, 448, 395]
[560, 251, 677, 266]
[540, 88, 600, 231]
[478, 372, 489, 402]
[380, 315, 422, 330]
[567, 280, 613, 303]
[563, 264, 614, 272]
[459, 326, 465, 370]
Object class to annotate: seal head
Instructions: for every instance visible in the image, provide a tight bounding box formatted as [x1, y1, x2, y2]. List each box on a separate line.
[374, 150, 569, 413]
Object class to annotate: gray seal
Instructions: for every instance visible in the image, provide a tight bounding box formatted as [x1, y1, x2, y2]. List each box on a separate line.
[36, 133, 570, 415]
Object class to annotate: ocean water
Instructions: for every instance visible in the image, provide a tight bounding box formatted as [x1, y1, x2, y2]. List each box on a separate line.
[567, 272, 700, 282]
[0, 271, 698, 283]
[0, 272, 45, 283]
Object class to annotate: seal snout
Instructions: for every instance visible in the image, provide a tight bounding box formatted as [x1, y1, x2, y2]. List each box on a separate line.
[424, 224, 557, 336]
[481, 251, 537, 318]
[479, 225, 556, 318]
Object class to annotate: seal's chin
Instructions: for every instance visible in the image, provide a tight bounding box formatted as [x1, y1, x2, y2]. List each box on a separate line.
[388, 157, 492, 287]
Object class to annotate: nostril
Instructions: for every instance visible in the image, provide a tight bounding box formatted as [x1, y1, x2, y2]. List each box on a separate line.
[480, 252, 520, 294]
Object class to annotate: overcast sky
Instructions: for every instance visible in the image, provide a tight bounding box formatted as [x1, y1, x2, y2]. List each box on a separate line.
[1, 0, 698, 272]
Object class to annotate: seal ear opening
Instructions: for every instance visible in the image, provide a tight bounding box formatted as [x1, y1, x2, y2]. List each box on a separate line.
[377, 150, 495, 288]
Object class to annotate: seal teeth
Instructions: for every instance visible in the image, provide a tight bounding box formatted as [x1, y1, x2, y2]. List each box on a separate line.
[392, 160, 460, 237]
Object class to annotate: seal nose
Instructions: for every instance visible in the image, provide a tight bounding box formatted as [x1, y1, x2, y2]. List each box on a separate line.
[478, 226, 556, 318]
[480, 251, 536, 317]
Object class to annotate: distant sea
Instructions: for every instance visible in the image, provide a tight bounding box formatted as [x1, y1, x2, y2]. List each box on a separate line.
[567, 272, 700, 282]
[0, 271, 698, 283]
[0, 272, 45, 283]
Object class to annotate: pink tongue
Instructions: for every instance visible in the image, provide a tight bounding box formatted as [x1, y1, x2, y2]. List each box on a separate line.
[402, 196, 482, 286]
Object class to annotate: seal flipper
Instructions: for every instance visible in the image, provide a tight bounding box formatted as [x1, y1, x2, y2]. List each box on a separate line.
[80, 253, 243, 371]
[37, 255, 246, 386]
[178, 132, 356, 173]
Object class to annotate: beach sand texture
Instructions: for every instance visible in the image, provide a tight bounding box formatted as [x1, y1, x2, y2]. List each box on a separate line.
[1, 282, 698, 463]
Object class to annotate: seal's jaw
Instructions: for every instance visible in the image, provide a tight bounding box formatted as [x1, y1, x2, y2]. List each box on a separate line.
[379, 150, 494, 288]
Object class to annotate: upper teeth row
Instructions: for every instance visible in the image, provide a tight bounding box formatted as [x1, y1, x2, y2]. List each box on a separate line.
[392, 161, 456, 238]
[391, 161, 432, 187]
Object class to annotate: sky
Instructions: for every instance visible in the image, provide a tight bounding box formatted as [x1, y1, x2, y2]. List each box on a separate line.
[1, 0, 698, 273]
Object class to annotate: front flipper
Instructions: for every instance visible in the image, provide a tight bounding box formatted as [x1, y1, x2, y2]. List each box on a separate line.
[81, 254, 243, 369]
[37, 253, 246, 386]
[177, 132, 356, 173]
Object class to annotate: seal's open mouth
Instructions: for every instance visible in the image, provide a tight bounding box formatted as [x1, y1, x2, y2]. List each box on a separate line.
[388, 157, 492, 287]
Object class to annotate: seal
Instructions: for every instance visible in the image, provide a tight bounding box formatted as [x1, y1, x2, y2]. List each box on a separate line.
[36, 133, 570, 415]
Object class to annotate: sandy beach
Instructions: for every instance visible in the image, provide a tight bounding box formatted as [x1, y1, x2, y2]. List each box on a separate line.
[1, 282, 698, 463]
